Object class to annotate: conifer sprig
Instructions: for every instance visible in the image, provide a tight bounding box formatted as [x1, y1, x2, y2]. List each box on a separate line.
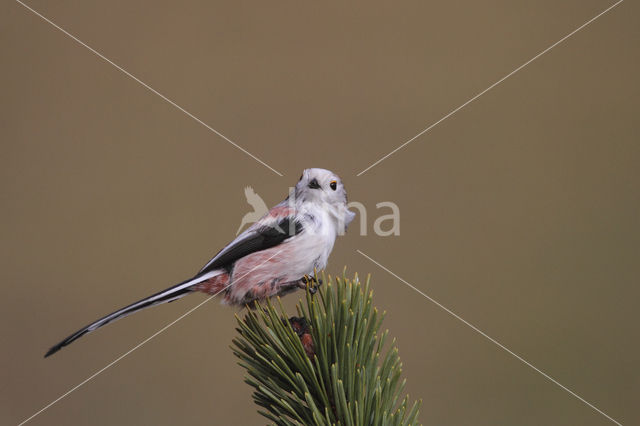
[232, 273, 421, 425]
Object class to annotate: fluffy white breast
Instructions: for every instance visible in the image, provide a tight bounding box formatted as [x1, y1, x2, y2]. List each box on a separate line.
[295, 202, 338, 271]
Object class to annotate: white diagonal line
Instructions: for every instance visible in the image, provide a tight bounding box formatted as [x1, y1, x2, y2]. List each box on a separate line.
[15, 0, 284, 177]
[18, 250, 282, 426]
[356, 0, 623, 176]
[357, 249, 623, 425]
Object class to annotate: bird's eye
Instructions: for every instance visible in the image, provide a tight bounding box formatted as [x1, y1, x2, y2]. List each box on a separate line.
[329, 181, 337, 191]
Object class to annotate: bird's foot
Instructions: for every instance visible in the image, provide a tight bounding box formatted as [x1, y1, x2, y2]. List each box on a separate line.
[299, 274, 322, 294]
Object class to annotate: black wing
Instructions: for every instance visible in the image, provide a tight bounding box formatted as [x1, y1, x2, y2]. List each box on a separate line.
[198, 217, 303, 276]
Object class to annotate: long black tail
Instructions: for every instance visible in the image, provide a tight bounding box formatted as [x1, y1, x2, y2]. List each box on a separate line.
[44, 271, 219, 357]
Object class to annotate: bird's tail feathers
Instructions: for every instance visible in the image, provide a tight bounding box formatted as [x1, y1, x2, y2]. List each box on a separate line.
[44, 269, 223, 357]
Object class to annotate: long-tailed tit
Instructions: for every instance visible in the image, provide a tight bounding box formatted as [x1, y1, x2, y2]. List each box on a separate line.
[45, 168, 354, 357]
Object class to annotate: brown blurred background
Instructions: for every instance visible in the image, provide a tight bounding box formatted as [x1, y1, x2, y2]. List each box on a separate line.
[1, 1, 638, 424]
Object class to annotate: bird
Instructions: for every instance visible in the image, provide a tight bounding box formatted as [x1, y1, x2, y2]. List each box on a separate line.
[44, 168, 355, 357]
[235, 186, 269, 235]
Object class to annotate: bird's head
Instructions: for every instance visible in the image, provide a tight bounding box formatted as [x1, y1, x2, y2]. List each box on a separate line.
[294, 168, 355, 231]
[295, 168, 348, 205]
